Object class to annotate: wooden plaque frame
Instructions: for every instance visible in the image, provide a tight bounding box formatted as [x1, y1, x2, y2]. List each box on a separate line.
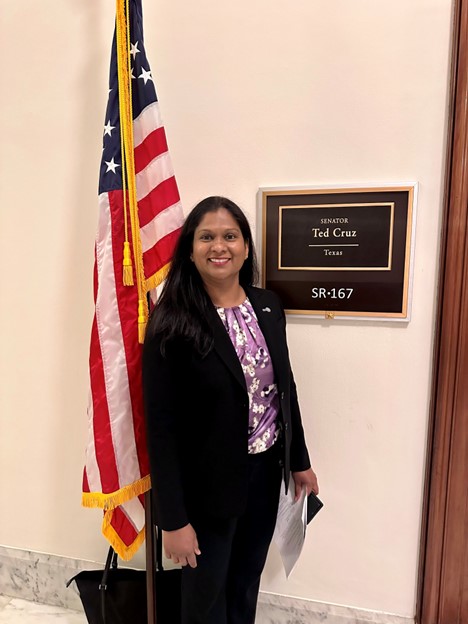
[258, 185, 417, 321]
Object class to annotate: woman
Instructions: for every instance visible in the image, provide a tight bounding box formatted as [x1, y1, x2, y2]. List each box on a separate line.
[143, 196, 318, 624]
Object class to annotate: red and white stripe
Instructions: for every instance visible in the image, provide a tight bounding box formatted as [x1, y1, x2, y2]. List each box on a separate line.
[134, 101, 184, 291]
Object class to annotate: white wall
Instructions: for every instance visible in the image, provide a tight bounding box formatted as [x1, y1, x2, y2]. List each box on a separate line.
[0, 0, 453, 617]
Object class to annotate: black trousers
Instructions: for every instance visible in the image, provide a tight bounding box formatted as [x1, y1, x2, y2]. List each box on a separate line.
[180, 443, 282, 624]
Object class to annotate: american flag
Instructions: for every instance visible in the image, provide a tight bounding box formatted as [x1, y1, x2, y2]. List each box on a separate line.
[82, 0, 184, 559]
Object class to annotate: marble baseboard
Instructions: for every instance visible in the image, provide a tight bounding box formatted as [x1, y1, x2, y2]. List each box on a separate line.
[256, 593, 414, 624]
[0, 546, 414, 624]
[0, 546, 98, 612]
[0, 597, 87, 623]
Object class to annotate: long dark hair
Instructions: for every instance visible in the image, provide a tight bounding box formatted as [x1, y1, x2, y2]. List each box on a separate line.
[146, 196, 259, 356]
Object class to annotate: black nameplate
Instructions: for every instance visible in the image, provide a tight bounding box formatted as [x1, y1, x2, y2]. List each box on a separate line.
[260, 187, 416, 319]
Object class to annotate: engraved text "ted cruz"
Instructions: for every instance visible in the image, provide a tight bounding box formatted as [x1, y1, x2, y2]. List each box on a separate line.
[311, 227, 357, 238]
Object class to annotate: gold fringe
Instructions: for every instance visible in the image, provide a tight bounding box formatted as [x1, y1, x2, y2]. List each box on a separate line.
[102, 509, 146, 561]
[122, 241, 134, 286]
[145, 262, 171, 293]
[82, 474, 151, 510]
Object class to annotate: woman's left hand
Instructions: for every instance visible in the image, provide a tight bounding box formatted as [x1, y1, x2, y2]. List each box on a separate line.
[292, 467, 319, 502]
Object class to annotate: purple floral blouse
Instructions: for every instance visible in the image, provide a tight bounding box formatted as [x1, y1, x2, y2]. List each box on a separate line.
[216, 298, 280, 453]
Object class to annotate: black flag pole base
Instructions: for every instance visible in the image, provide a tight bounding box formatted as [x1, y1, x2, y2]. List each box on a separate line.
[145, 490, 157, 624]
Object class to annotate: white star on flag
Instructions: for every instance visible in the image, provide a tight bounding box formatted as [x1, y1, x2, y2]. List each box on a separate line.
[130, 41, 140, 59]
[105, 158, 120, 173]
[103, 120, 115, 137]
[139, 67, 153, 85]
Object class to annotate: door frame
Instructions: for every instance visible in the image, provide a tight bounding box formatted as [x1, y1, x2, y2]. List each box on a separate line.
[417, 0, 468, 621]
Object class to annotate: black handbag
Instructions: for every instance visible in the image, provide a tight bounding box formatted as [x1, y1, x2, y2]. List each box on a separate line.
[67, 528, 181, 624]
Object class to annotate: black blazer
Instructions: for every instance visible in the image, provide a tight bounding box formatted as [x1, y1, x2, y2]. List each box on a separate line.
[142, 286, 310, 531]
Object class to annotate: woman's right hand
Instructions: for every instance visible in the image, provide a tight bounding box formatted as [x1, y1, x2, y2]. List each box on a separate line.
[163, 524, 201, 568]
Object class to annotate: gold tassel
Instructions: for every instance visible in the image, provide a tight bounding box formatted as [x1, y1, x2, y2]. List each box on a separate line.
[138, 298, 147, 344]
[122, 241, 134, 286]
[138, 321, 147, 345]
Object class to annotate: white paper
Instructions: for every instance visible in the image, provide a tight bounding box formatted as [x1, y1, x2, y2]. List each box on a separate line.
[272, 478, 308, 578]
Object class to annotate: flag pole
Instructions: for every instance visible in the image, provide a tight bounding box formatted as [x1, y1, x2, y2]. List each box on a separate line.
[145, 490, 157, 623]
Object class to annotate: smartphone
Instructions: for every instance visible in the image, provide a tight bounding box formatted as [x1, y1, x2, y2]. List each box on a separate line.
[306, 492, 323, 524]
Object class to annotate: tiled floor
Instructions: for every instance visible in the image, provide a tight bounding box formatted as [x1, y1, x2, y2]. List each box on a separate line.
[0, 597, 86, 623]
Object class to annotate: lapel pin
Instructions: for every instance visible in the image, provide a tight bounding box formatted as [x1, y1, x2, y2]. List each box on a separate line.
[262, 307, 271, 312]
